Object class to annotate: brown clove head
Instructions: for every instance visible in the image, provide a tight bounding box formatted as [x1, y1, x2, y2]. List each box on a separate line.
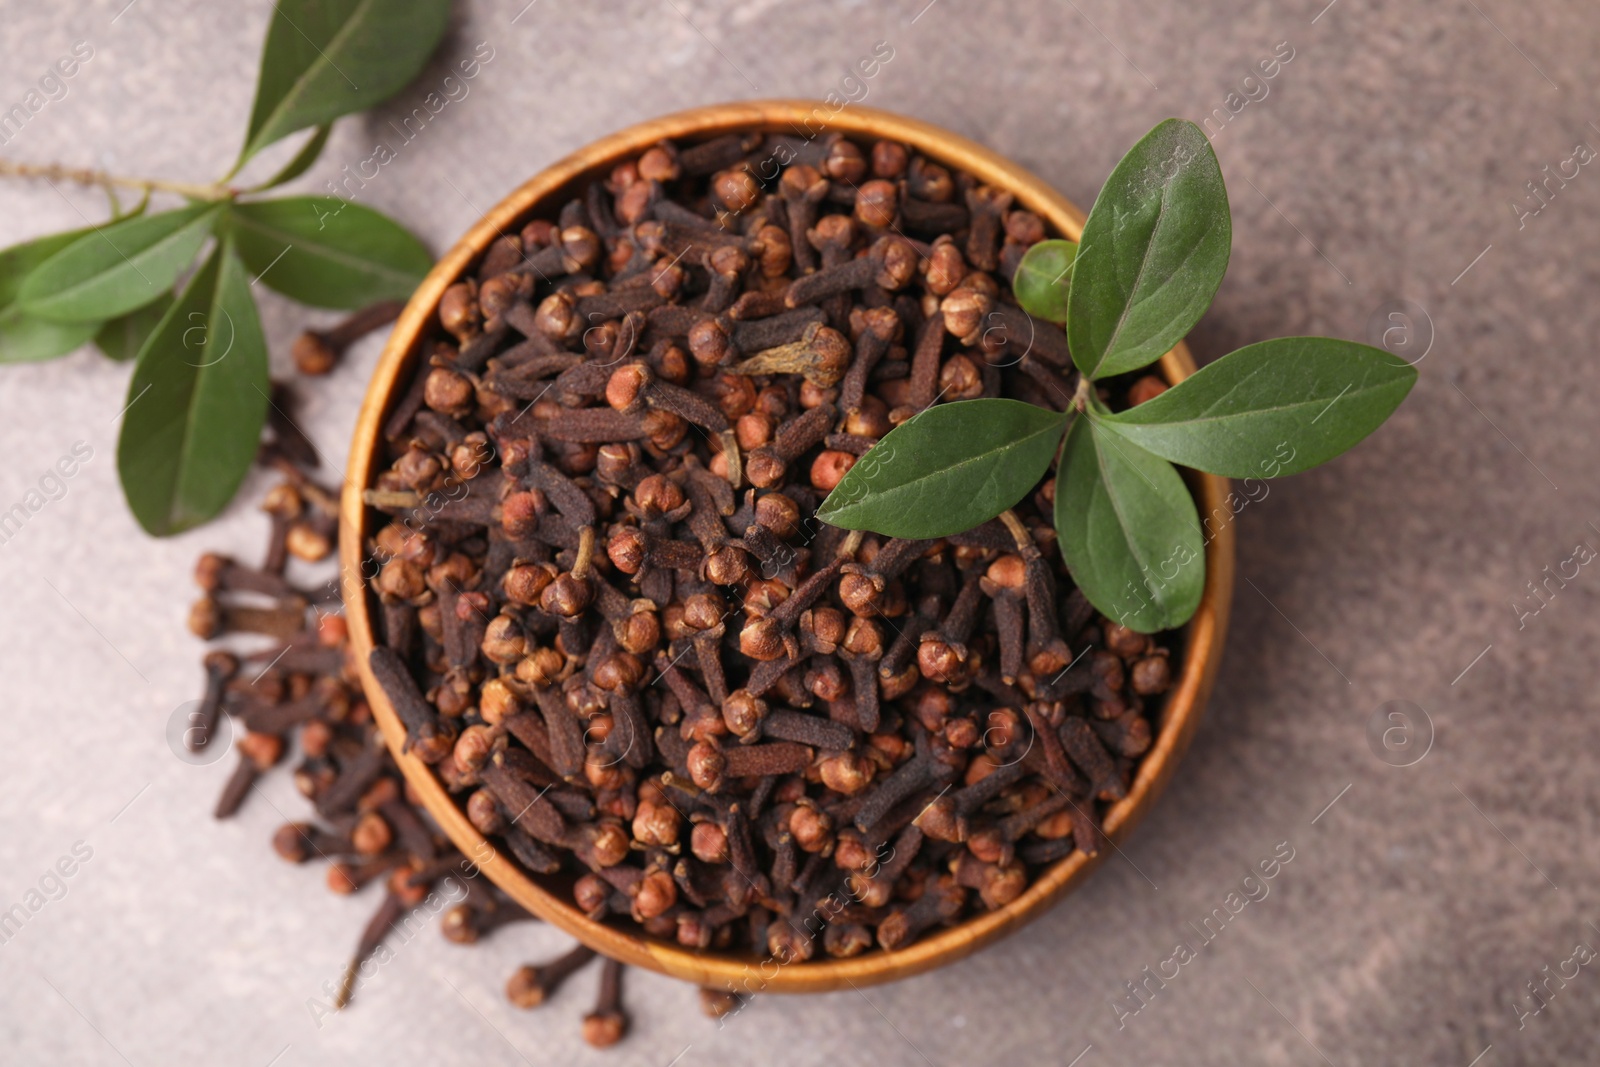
[292, 331, 339, 375]
[437, 281, 480, 342]
[870, 238, 921, 292]
[837, 570, 883, 616]
[632, 474, 685, 519]
[743, 450, 788, 490]
[780, 163, 827, 202]
[423, 367, 474, 417]
[573, 873, 611, 919]
[613, 608, 660, 656]
[605, 362, 652, 413]
[606, 528, 648, 575]
[810, 449, 856, 491]
[917, 635, 969, 685]
[632, 868, 678, 920]
[843, 616, 885, 658]
[722, 689, 768, 737]
[818, 751, 874, 795]
[703, 544, 750, 586]
[500, 490, 544, 540]
[1103, 621, 1150, 658]
[690, 819, 730, 864]
[541, 573, 593, 617]
[738, 616, 788, 661]
[1130, 654, 1172, 695]
[271, 822, 320, 863]
[789, 803, 835, 853]
[686, 741, 728, 792]
[583, 1010, 627, 1049]
[854, 180, 899, 229]
[924, 237, 968, 295]
[503, 561, 558, 605]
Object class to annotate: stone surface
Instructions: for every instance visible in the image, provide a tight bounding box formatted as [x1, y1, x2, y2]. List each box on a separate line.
[2, 1, 1598, 1064]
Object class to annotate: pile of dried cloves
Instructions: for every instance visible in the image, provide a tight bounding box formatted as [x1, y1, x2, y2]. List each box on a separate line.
[360, 128, 1176, 966]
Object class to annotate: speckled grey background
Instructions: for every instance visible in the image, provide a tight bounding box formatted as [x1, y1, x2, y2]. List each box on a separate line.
[2, 1, 1597, 1064]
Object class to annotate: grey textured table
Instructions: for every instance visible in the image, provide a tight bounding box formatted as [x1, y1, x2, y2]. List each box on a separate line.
[2, 1, 1597, 1064]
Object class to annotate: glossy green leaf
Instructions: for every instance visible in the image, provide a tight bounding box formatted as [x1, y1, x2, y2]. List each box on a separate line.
[18, 204, 221, 323]
[1068, 119, 1231, 379]
[1055, 416, 1203, 633]
[95, 295, 175, 362]
[817, 399, 1069, 538]
[249, 124, 332, 191]
[0, 226, 104, 363]
[1095, 337, 1417, 478]
[117, 240, 270, 536]
[228, 197, 431, 308]
[1012, 239, 1077, 324]
[237, 0, 452, 165]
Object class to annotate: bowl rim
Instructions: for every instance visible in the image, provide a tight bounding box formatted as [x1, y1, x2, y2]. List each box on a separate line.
[339, 99, 1235, 993]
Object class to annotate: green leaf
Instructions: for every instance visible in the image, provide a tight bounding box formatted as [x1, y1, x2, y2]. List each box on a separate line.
[1095, 337, 1417, 478]
[117, 239, 270, 536]
[0, 311, 101, 363]
[237, 0, 452, 165]
[0, 226, 104, 363]
[1068, 119, 1231, 379]
[228, 197, 431, 308]
[817, 398, 1069, 538]
[18, 204, 221, 323]
[249, 124, 332, 192]
[95, 295, 175, 362]
[109, 190, 152, 222]
[1012, 239, 1077, 324]
[0, 227, 98, 305]
[1055, 416, 1203, 633]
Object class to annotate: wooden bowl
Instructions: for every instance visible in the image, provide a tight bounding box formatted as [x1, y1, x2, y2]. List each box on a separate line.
[340, 100, 1235, 993]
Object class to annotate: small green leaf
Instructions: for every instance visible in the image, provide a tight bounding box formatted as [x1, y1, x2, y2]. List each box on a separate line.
[817, 399, 1069, 538]
[117, 239, 270, 536]
[1095, 337, 1417, 478]
[95, 295, 175, 362]
[109, 190, 152, 222]
[1012, 239, 1077, 323]
[237, 0, 452, 165]
[1068, 119, 1231, 379]
[0, 226, 104, 363]
[18, 204, 221, 323]
[228, 197, 431, 309]
[1055, 416, 1204, 633]
[0, 311, 101, 363]
[249, 124, 332, 192]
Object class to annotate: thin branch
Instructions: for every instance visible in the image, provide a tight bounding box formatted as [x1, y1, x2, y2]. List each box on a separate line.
[0, 158, 233, 201]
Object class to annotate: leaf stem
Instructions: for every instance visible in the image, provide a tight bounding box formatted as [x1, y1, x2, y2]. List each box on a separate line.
[1071, 375, 1093, 413]
[835, 528, 865, 560]
[997, 509, 1042, 560]
[0, 158, 235, 202]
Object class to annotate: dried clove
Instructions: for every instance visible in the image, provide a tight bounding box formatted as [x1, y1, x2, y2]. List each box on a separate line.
[506, 944, 598, 1009]
[292, 300, 405, 375]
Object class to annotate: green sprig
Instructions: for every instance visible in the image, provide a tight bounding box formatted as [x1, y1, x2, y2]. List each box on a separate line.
[818, 118, 1417, 633]
[0, 0, 450, 535]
